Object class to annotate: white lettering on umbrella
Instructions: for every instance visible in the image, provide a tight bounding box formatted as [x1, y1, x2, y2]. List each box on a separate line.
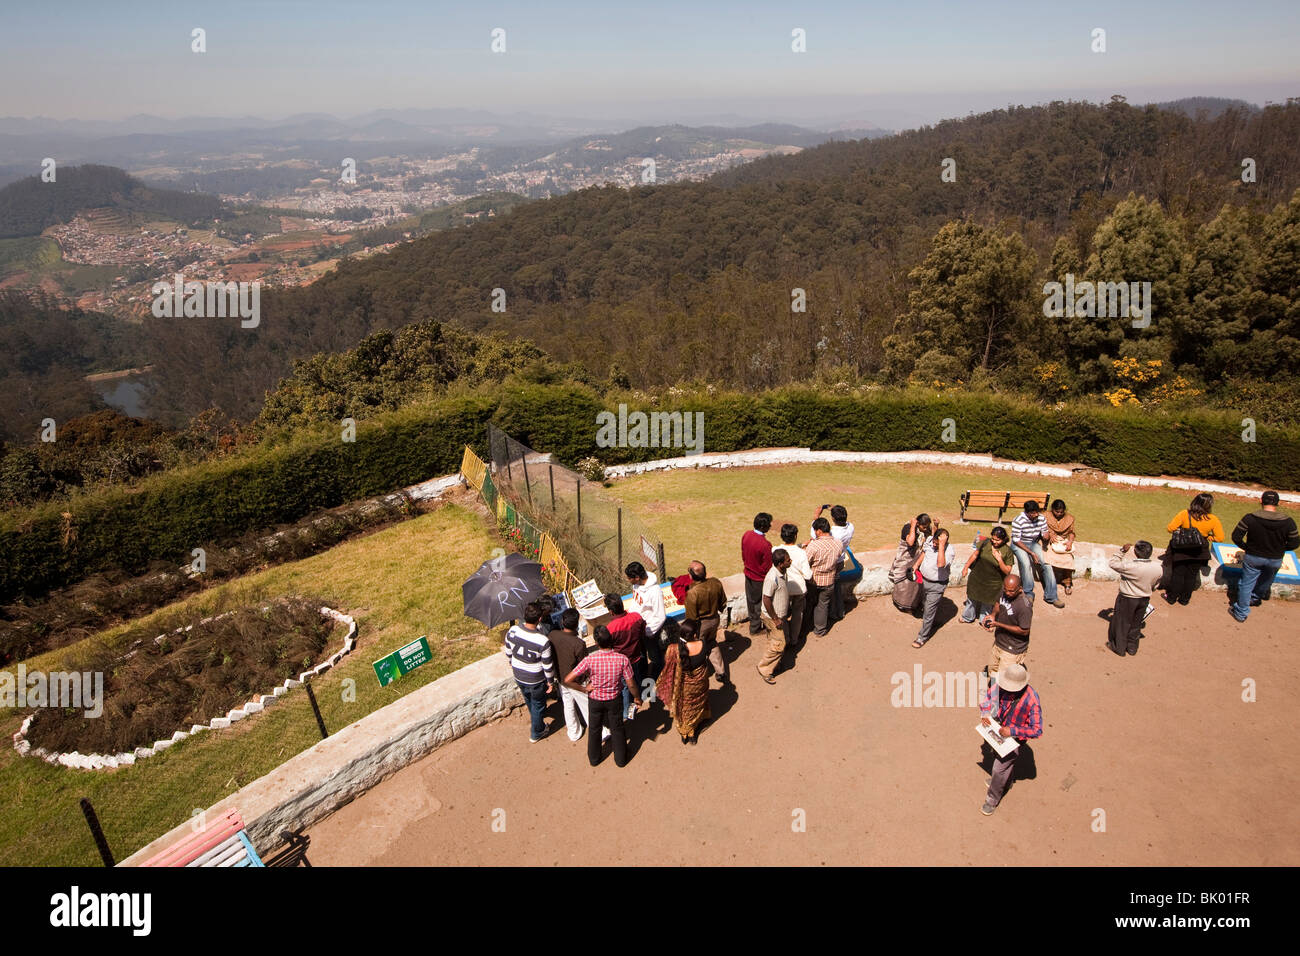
[497, 584, 534, 611]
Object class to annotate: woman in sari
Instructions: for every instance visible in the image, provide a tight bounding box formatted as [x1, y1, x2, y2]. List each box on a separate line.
[655, 618, 712, 745]
[1044, 499, 1077, 594]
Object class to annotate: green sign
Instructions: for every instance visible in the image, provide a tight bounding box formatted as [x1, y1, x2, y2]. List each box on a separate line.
[373, 636, 432, 687]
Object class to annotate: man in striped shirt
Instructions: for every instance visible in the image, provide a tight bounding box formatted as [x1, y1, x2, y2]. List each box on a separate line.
[503, 602, 556, 743]
[564, 624, 644, 767]
[1010, 500, 1064, 607]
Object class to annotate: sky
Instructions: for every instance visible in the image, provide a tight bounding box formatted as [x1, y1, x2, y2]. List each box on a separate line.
[1, 0, 1297, 129]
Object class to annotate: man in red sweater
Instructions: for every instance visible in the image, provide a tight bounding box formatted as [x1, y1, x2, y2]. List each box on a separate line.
[742, 512, 774, 636]
[603, 594, 646, 721]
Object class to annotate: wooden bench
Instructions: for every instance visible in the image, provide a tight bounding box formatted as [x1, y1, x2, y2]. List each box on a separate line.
[138, 809, 310, 867]
[958, 490, 1052, 523]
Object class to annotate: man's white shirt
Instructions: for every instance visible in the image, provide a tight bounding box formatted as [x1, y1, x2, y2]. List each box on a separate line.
[631, 571, 667, 633]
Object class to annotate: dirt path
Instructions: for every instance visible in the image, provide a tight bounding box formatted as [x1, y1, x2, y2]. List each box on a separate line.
[307, 581, 1300, 865]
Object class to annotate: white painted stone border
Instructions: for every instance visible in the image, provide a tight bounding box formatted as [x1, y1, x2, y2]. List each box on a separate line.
[12, 606, 357, 771]
[601, 447, 1299, 502]
[1105, 472, 1300, 502]
[8, 474, 463, 774]
[405, 474, 463, 501]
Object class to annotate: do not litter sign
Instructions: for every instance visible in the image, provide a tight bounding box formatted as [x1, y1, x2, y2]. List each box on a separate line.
[373, 636, 432, 687]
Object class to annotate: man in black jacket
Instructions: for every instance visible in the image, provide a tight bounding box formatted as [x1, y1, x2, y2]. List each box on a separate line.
[1229, 491, 1300, 622]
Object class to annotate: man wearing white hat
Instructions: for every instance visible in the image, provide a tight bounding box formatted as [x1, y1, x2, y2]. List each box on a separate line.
[978, 662, 1042, 815]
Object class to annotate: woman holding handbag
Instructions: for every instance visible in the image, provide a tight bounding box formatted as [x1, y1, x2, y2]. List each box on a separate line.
[890, 514, 931, 612]
[1163, 492, 1225, 605]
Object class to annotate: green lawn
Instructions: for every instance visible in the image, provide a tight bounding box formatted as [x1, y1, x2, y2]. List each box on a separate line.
[606, 462, 1267, 578]
[0, 502, 503, 866]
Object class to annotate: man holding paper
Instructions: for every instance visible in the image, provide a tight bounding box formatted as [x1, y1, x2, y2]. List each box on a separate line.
[978, 663, 1042, 816]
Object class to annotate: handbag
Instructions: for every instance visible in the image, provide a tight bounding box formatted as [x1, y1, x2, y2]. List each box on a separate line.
[892, 577, 921, 612]
[889, 540, 918, 584]
[1170, 516, 1207, 552]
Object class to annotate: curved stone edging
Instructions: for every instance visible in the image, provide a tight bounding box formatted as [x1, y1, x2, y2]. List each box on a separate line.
[11, 606, 357, 771]
[601, 448, 1300, 502]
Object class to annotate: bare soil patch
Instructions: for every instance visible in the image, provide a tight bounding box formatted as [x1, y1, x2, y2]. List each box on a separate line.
[23, 595, 342, 755]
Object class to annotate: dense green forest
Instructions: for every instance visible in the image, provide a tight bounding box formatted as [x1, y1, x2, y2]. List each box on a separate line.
[0, 320, 558, 507]
[0, 291, 149, 443]
[0, 164, 226, 238]
[129, 98, 1300, 423]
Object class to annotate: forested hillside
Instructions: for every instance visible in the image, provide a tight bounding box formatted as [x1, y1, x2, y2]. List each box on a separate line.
[138, 98, 1300, 423]
[0, 290, 147, 442]
[0, 164, 225, 238]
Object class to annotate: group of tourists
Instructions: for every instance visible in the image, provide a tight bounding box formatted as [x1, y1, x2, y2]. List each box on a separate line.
[886, 509, 1043, 814]
[1107, 490, 1297, 650]
[890, 499, 1073, 655]
[884, 488, 1297, 812]
[501, 487, 1296, 813]
[738, 506, 855, 683]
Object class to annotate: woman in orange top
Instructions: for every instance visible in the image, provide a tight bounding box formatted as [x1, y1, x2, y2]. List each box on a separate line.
[1164, 492, 1226, 605]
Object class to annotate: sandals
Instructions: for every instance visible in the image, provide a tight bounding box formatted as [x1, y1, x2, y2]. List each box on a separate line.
[912, 637, 930, 649]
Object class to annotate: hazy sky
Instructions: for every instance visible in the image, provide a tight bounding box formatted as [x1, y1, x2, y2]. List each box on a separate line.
[2, 0, 1297, 128]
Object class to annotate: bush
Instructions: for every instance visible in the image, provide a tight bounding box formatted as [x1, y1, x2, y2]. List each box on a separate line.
[3, 383, 1296, 602]
[0, 395, 493, 601]
[0, 491, 415, 665]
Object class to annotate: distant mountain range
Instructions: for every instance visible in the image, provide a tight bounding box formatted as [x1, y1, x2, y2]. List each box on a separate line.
[0, 109, 892, 188]
[0, 107, 888, 142]
[1148, 97, 1262, 119]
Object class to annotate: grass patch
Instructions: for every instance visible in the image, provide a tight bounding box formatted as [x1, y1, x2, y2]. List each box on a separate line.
[0, 501, 503, 866]
[607, 462, 1262, 577]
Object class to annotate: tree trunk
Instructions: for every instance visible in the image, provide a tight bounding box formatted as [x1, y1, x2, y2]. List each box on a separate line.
[982, 308, 996, 369]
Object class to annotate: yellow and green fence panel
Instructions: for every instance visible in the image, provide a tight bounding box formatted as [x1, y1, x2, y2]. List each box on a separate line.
[461, 445, 579, 603]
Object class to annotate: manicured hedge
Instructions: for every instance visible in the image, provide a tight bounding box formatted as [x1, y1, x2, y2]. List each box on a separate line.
[3, 385, 1296, 601]
[573, 388, 1300, 490]
[0, 396, 495, 601]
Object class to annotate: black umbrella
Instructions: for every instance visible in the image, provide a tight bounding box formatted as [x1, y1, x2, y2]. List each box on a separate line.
[463, 553, 548, 628]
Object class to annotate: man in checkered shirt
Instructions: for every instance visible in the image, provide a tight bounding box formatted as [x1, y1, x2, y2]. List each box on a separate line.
[563, 624, 644, 767]
[803, 517, 846, 637]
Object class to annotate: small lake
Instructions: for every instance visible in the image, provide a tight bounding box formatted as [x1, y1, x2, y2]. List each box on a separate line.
[94, 374, 149, 418]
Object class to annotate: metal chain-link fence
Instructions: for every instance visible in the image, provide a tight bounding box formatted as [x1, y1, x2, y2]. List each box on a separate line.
[486, 424, 666, 592]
